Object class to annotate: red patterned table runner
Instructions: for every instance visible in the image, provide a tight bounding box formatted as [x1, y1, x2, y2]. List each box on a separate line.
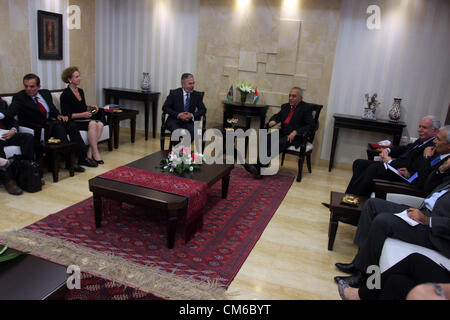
[99, 166, 207, 220]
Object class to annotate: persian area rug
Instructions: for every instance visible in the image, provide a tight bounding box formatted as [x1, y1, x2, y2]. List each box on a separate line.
[65, 272, 165, 300]
[0, 168, 293, 300]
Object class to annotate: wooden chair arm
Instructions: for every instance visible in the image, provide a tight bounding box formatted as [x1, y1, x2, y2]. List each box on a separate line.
[374, 179, 427, 199]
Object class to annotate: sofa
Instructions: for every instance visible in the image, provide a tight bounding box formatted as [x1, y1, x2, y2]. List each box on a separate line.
[1, 90, 112, 159]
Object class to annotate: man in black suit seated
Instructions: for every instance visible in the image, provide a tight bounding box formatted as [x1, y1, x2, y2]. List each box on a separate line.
[344, 115, 441, 197]
[162, 73, 206, 144]
[10, 74, 97, 172]
[0, 98, 35, 195]
[244, 87, 314, 178]
[334, 126, 450, 288]
[334, 178, 450, 289]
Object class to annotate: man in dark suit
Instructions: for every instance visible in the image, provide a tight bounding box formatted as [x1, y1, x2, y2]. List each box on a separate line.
[344, 116, 440, 196]
[334, 127, 450, 287]
[10, 74, 97, 172]
[334, 178, 450, 288]
[0, 98, 35, 161]
[244, 87, 314, 178]
[162, 73, 206, 144]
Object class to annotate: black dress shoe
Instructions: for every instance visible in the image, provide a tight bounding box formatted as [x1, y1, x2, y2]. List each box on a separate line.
[79, 157, 98, 168]
[74, 164, 86, 173]
[334, 271, 363, 288]
[243, 164, 262, 179]
[321, 202, 330, 209]
[95, 160, 104, 165]
[335, 262, 358, 274]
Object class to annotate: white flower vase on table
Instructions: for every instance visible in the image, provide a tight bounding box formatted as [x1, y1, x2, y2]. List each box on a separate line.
[362, 93, 380, 120]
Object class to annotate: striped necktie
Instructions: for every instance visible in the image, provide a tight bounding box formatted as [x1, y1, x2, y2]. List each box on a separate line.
[185, 93, 190, 112]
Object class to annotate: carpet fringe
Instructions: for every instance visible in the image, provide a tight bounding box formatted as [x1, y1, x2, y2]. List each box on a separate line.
[0, 229, 230, 300]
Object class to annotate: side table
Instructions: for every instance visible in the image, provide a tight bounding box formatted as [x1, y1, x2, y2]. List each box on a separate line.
[105, 109, 139, 149]
[41, 142, 77, 182]
[0, 245, 68, 300]
[327, 191, 368, 251]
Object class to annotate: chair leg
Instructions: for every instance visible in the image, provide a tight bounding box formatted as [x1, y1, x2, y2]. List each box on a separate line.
[160, 136, 165, 151]
[297, 154, 305, 182]
[281, 152, 286, 166]
[306, 153, 312, 173]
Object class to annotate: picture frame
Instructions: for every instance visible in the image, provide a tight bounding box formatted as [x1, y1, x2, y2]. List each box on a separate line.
[37, 10, 63, 60]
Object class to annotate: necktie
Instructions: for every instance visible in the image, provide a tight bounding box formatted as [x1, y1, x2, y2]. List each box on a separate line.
[0, 119, 5, 129]
[283, 106, 295, 128]
[185, 93, 190, 112]
[34, 97, 47, 119]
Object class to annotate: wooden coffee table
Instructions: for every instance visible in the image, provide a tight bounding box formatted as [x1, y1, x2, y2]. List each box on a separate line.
[88, 151, 234, 249]
[327, 191, 369, 251]
[0, 245, 68, 300]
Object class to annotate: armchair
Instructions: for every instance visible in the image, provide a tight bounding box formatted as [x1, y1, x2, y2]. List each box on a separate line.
[160, 91, 206, 151]
[280, 103, 323, 182]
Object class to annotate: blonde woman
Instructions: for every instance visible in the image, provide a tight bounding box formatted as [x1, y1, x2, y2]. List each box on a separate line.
[60, 67, 105, 164]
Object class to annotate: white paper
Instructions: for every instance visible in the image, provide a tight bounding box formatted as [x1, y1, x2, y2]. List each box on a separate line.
[384, 162, 410, 182]
[394, 210, 419, 227]
[0, 129, 9, 141]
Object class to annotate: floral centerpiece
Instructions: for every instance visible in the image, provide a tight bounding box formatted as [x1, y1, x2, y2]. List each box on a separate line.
[160, 145, 203, 175]
[362, 93, 380, 120]
[236, 80, 255, 104]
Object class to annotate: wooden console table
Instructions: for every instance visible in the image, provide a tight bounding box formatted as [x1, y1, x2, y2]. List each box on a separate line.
[103, 88, 160, 140]
[328, 113, 406, 171]
[222, 101, 268, 130]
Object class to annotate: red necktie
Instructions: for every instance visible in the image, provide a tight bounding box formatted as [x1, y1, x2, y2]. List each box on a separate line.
[34, 96, 47, 119]
[283, 106, 295, 129]
[0, 119, 6, 129]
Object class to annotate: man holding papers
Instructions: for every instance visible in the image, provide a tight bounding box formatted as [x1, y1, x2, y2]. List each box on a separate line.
[0, 98, 35, 195]
[345, 116, 441, 196]
[334, 178, 450, 288]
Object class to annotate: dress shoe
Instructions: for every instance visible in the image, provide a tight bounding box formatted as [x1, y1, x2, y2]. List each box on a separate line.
[95, 159, 104, 165]
[335, 262, 358, 274]
[243, 164, 262, 179]
[4, 180, 23, 195]
[334, 271, 363, 288]
[74, 164, 86, 173]
[79, 157, 98, 168]
[321, 202, 330, 209]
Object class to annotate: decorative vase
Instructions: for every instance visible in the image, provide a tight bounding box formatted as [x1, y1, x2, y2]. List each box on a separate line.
[362, 105, 376, 120]
[388, 98, 402, 122]
[141, 72, 151, 91]
[240, 91, 248, 104]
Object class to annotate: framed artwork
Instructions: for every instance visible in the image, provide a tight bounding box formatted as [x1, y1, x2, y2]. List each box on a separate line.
[37, 10, 63, 60]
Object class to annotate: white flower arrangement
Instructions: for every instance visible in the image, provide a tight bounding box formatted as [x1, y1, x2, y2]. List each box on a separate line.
[236, 80, 255, 94]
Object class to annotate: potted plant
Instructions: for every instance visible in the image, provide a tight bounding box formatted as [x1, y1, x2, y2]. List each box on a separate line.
[362, 93, 380, 120]
[236, 81, 255, 104]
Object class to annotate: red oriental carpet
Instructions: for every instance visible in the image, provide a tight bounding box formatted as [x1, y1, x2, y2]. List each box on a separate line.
[0, 168, 293, 299]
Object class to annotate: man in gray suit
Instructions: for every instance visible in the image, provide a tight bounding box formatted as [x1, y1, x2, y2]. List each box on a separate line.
[334, 178, 450, 287]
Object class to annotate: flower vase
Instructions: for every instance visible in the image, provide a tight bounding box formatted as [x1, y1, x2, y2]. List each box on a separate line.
[240, 91, 248, 104]
[362, 105, 376, 120]
[141, 72, 151, 91]
[388, 98, 402, 122]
